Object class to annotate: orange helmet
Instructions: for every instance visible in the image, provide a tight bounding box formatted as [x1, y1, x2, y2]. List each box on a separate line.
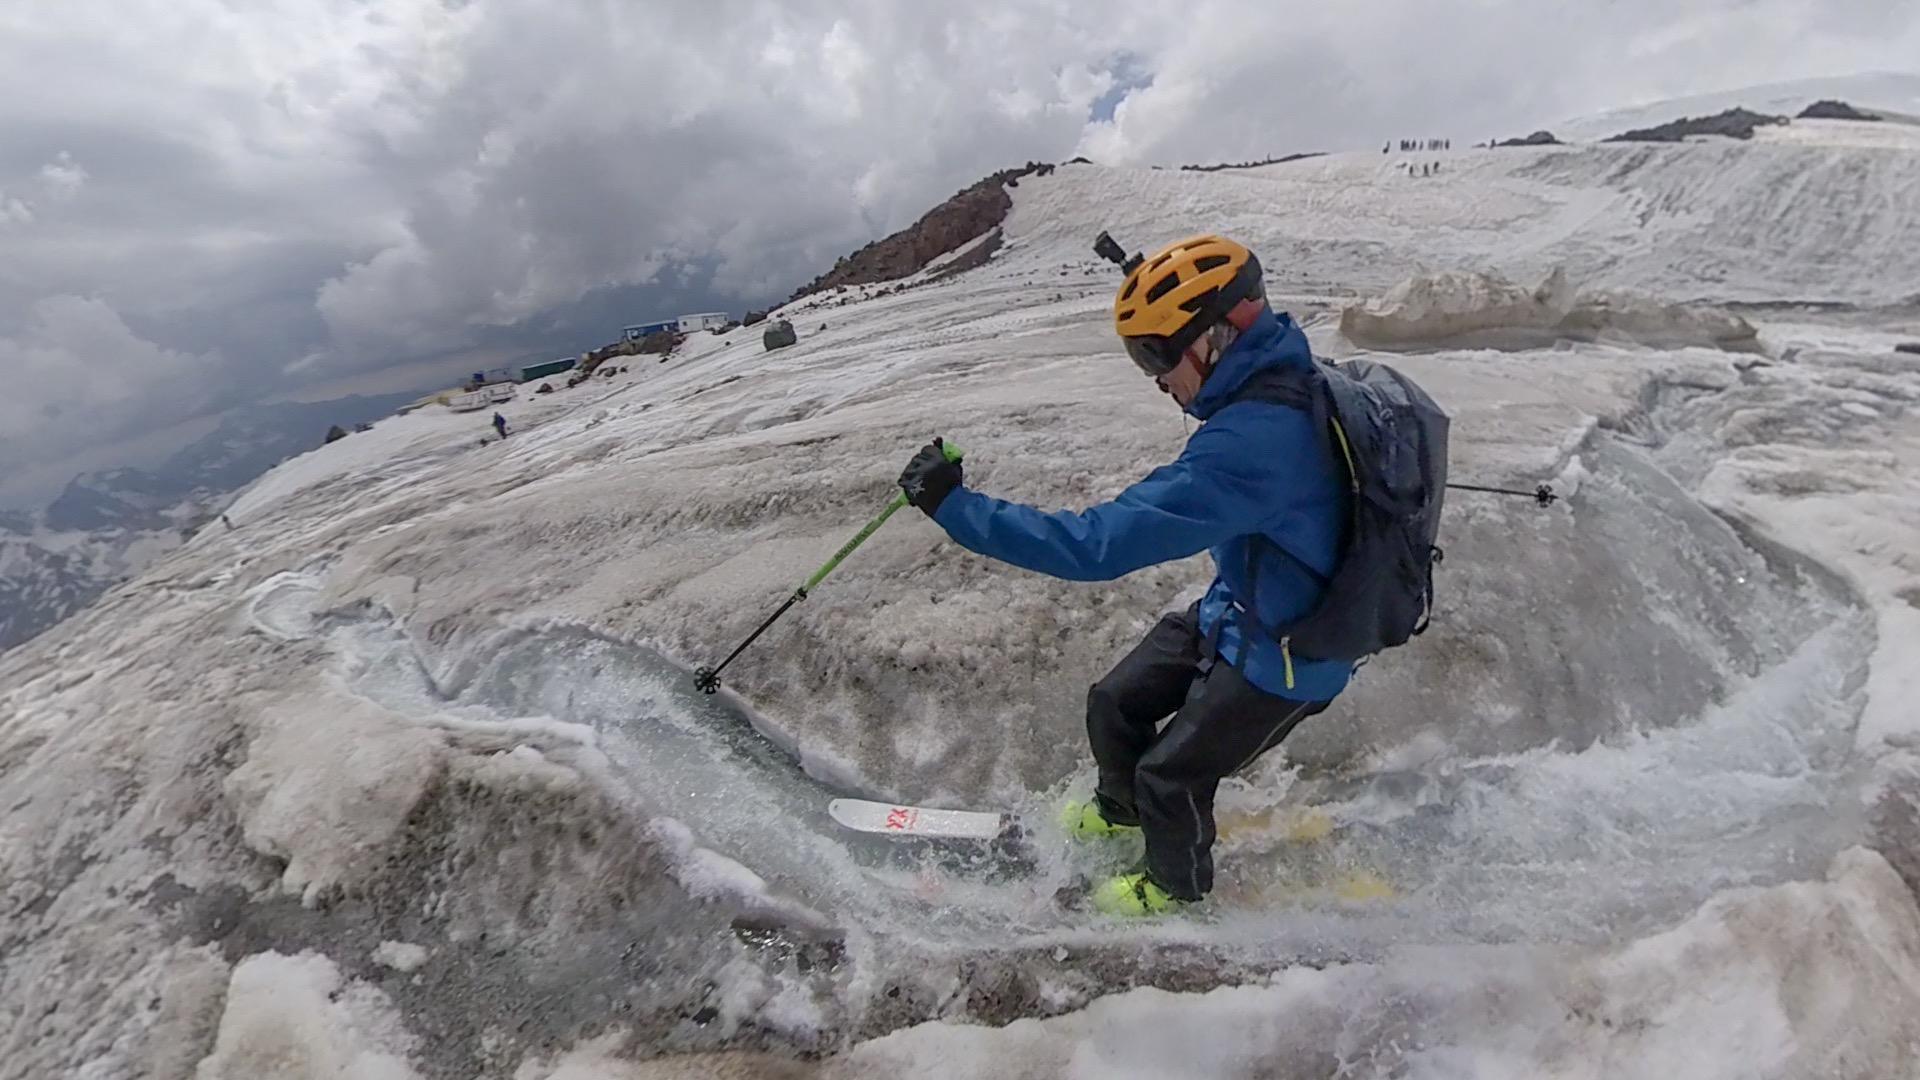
[1110, 234, 1264, 376]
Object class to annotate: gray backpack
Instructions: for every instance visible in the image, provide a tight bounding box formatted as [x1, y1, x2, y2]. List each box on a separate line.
[1231, 358, 1451, 662]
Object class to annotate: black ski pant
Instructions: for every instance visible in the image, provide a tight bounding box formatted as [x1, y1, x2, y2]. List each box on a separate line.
[1087, 602, 1330, 901]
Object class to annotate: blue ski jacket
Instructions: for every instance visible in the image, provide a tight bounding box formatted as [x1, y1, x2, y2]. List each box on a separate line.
[932, 308, 1352, 701]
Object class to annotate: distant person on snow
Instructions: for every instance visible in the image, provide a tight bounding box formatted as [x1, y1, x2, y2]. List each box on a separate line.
[898, 235, 1360, 917]
[492, 412, 510, 440]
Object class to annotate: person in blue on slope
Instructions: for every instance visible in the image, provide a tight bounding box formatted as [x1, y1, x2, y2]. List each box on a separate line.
[898, 235, 1352, 917]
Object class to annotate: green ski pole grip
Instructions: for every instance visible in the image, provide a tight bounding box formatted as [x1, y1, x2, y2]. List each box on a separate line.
[798, 438, 964, 594]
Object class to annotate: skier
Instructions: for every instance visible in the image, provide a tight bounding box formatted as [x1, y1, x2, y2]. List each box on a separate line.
[897, 235, 1355, 916]
[491, 412, 510, 440]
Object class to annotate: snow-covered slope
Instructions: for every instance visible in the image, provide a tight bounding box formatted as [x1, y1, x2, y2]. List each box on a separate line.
[5, 99, 1920, 1079]
[1010, 135, 1920, 306]
[1554, 71, 1920, 141]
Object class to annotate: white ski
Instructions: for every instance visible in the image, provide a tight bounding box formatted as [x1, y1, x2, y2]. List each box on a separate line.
[828, 798, 1009, 840]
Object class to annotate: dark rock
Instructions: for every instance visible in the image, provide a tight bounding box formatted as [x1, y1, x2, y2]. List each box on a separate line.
[632, 330, 680, 356]
[1604, 107, 1789, 143]
[1797, 99, 1881, 122]
[323, 425, 349, 445]
[763, 319, 797, 351]
[1496, 130, 1563, 147]
[786, 162, 1056, 302]
[742, 309, 768, 327]
[1895, 343, 1920, 356]
[1179, 151, 1325, 172]
[925, 229, 1003, 284]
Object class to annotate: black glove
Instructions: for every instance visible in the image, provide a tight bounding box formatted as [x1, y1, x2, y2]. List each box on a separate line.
[899, 438, 963, 517]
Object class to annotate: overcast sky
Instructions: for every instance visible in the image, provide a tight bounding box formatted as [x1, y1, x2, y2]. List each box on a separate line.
[2, 0, 1916, 506]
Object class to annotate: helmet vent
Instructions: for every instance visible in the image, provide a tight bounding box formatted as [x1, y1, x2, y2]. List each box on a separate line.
[1120, 277, 1139, 301]
[1145, 274, 1180, 303]
[1193, 254, 1231, 272]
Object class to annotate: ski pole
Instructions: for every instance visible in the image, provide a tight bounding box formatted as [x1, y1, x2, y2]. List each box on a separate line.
[1446, 481, 1557, 507]
[694, 440, 964, 694]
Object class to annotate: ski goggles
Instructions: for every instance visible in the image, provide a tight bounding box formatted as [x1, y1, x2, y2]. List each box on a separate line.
[1122, 334, 1183, 378]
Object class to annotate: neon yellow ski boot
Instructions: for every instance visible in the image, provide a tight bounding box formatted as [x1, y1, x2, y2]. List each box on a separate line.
[1090, 872, 1185, 917]
[1059, 799, 1142, 841]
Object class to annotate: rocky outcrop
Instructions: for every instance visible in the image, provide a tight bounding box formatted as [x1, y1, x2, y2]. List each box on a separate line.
[1798, 99, 1881, 122]
[633, 330, 680, 356]
[925, 228, 1003, 283]
[1497, 130, 1562, 147]
[1895, 342, 1920, 356]
[786, 162, 1055, 302]
[1605, 108, 1789, 143]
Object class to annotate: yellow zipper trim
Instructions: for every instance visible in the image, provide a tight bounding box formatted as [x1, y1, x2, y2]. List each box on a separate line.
[1281, 636, 1295, 690]
[1330, 418, 1360, 494]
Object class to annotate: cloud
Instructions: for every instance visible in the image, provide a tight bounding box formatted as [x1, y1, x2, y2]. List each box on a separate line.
[37, 152, 89, 200]
[0, 296, 225, 465]
[308, 2, 1120, 365]
[1076, 0, 1920, 165]
[1, 0, 1917, 497]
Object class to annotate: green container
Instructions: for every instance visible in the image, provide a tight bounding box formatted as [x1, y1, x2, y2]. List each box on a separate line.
[519, 358, 578, 382]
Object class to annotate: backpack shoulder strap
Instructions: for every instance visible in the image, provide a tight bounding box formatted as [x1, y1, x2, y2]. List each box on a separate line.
[1218, 365, 1340, 663]
[1227, 367, 1317, 413]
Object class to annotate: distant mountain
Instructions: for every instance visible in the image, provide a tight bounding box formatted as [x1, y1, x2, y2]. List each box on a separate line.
[164, 392, 422, 494]
[0, 538, 109, 652]
[1, 389, 423, 653]
[41, 392, 420, 534]
[43, 467, 195, 533]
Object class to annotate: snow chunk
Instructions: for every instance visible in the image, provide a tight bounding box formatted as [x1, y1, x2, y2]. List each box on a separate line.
[829, 848, 1920, 1079]
[223, 690, 446, 904]
[1560, 288, 1761, 351]
[644, 817, 837, 936]
[647, 817, 771, 904]
[371, 941, 429, 973]
[1341, 266, 1576, 347]
[194, 951, 422, 1080]
[1341, 268, 1758, 352]
[1550, 453, 1590, 502]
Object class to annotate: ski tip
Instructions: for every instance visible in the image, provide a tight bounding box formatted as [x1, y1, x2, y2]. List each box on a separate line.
[827, 797, 1008, 840]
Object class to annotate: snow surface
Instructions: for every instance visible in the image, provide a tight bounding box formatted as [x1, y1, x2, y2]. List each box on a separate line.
[4, 78, 1920, 1079]
[1553, 71, 1920, 142]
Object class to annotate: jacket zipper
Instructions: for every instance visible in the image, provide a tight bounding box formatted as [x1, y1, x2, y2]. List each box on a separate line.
[1280, 635, 1295, 690]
